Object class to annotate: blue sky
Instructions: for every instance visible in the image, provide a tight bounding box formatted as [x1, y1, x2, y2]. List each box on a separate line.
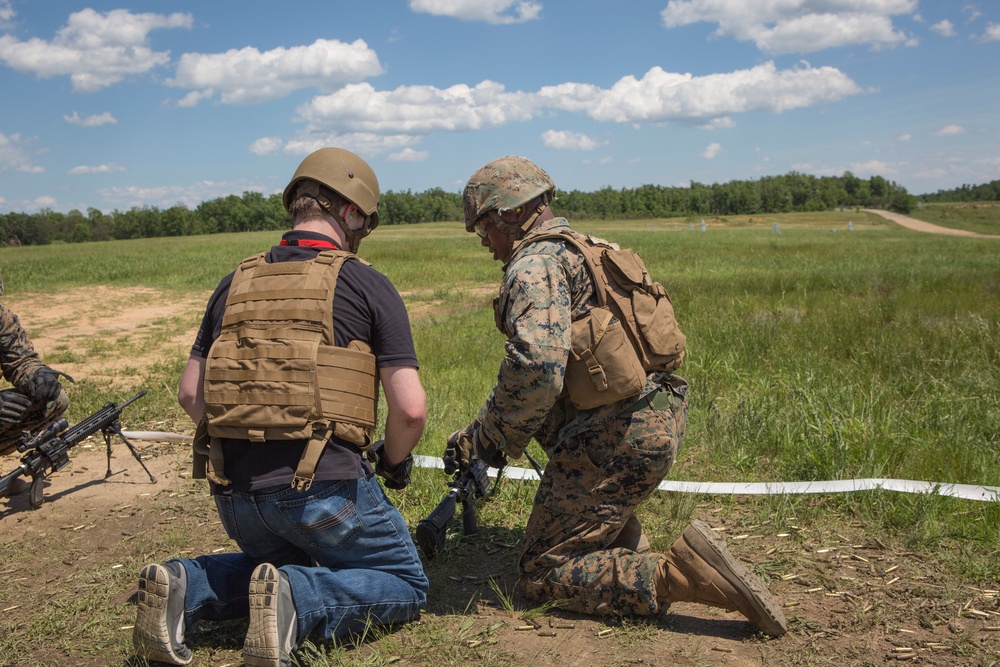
[1, 0, 998, 214]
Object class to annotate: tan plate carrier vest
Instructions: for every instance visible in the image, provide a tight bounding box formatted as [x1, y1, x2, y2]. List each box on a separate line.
[524, 230, 686, 410]
[201, 249, 378, 490]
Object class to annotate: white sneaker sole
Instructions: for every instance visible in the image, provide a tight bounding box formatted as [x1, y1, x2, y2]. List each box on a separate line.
[133, 564, 192, 665]
[245, 563, 288, 667]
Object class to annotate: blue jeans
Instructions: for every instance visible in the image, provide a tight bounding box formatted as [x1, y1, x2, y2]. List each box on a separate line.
[172, 474, 428, 641]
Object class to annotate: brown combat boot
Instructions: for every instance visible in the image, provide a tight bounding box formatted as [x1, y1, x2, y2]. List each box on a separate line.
[656, 519, 787, 637]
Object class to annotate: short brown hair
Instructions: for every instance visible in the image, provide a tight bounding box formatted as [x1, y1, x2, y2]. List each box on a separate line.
[287, 181, 349, 222]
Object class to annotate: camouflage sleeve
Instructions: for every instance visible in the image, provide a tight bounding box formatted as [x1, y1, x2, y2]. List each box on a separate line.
[0, 304, 45, 390]
[476, 251, 571, 459]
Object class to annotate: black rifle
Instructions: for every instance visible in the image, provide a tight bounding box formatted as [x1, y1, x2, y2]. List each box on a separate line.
[416, 458, 492, 558]
[0, 390, 155, 509]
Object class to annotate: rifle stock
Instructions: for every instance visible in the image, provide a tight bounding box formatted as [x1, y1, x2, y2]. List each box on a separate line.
[0, 465, 28, 499]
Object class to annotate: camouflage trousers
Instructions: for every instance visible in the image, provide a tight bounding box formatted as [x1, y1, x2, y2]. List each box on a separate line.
[0, 390, 70, 456]
[518, 382, 688, 617]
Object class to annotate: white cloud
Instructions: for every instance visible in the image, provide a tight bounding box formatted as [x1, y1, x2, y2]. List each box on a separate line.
[287, 61, 860, 152]
[167, 39, 384, 105]
[541, 129, 605, 150]
[896, 133, 911, 141]
[409, 0, 542, 24]
[850, 160, 896, 175]
[983, 23, 1000, 41]
[0, 8, 192, 92]
[0, 131, 43, 173]
[0, 0, 14, 29]
[699, 117, 735, 129]
[934, 124, 965, 136]
[69, 163, 125, 174]
[538, 62, 863, 124]
[661, 0, 916, 54]
[98, 180, 268, 209]
[284, 132, 422, 157]
[388, 148, 430, 162]
[701, 142, 722, 158]
[174, 89, 215, 108]
[297, 80, 535, 134]
[964, 5, 984, 23]
[931, 20, 956, 37]
[249, 136, 284, 156]
[64, 111, 117, 127]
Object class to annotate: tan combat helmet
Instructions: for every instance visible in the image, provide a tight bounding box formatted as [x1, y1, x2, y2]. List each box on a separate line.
[462, 155, 556, 235]
[282, 147, 380, 251]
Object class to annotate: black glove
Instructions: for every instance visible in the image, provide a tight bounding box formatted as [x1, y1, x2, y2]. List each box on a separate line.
[28, 367, 63, 403]
[371, 440, 413, 490]
[0, 389, 32, 424]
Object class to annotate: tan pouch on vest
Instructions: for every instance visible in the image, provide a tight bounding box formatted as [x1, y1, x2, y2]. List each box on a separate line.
[566, 306, 646, 410]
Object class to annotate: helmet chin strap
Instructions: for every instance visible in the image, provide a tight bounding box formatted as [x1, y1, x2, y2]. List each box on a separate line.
[507, 201, 550, 254]
[298, 181, 370, 252]
[517, 202, 548, 235]
[329, 209, 369, 253]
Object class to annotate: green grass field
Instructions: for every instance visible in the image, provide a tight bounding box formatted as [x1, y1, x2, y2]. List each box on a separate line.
[907, 201, 1000, 235]
[1, 209, 998, 665]
[3, 210, 998, 544]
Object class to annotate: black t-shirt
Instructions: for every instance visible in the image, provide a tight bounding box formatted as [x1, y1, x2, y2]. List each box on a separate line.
[191, 230, 418, 492]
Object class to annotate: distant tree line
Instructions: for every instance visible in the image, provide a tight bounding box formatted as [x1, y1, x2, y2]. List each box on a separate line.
[917, 179, 1000, 203]
[0, 171, 935, 246]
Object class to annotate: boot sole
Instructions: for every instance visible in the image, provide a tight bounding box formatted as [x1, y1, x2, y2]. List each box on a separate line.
[245, 563, 284, 667]
[683, 520, 788, 637]
[133, 564, 192, 665]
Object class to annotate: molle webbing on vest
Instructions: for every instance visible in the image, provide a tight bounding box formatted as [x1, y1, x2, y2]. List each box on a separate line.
[203, 249, 378, 487]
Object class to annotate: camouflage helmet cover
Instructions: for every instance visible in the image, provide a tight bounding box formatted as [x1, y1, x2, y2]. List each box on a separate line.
[282, 147, 380, 230]
[462, 155, 556, 232]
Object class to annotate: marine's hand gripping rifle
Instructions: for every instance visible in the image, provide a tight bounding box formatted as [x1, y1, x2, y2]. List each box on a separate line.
[0, 390, 154, 509]
[416, 458, 492, 558]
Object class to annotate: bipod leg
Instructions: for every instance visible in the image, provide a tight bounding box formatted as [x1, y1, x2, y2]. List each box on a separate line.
[105, 430, 113, 478]
[104, 425, 157, 483]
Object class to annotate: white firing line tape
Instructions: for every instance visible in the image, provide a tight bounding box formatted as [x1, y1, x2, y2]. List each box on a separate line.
[412, 455, 1000, 502]
[117, 440, 998, 503]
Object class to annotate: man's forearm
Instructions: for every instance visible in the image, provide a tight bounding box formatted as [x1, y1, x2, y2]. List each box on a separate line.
[382, 411, 424, 467]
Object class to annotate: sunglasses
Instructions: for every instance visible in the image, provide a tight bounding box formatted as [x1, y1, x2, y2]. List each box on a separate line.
[474, 206, 525, 238]
[473, 215, 495, 238]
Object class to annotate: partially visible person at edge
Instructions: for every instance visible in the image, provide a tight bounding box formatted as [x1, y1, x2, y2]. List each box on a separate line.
[0, 273, 69, 498]
[445, 155, 787, 637]
[132, 148, 429, 667]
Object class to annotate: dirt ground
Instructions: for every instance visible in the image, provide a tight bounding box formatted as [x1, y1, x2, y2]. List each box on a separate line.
[2, 215, 1000, 666]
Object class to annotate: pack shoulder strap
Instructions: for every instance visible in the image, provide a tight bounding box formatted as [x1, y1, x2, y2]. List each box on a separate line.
[528, 230, 612, 308]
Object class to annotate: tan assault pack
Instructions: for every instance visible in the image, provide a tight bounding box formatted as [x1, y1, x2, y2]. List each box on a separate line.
[531, 231, 686, 410]
[202, 249, 379, 490]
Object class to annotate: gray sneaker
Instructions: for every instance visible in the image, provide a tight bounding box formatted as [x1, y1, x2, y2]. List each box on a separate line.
[245, 563, 298, 667]
[133, 561, 192, 665]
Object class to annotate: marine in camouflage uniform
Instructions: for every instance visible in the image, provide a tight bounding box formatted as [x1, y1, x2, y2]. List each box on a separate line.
[0, 276, 69, 461]
[446, 156, 787, 637]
